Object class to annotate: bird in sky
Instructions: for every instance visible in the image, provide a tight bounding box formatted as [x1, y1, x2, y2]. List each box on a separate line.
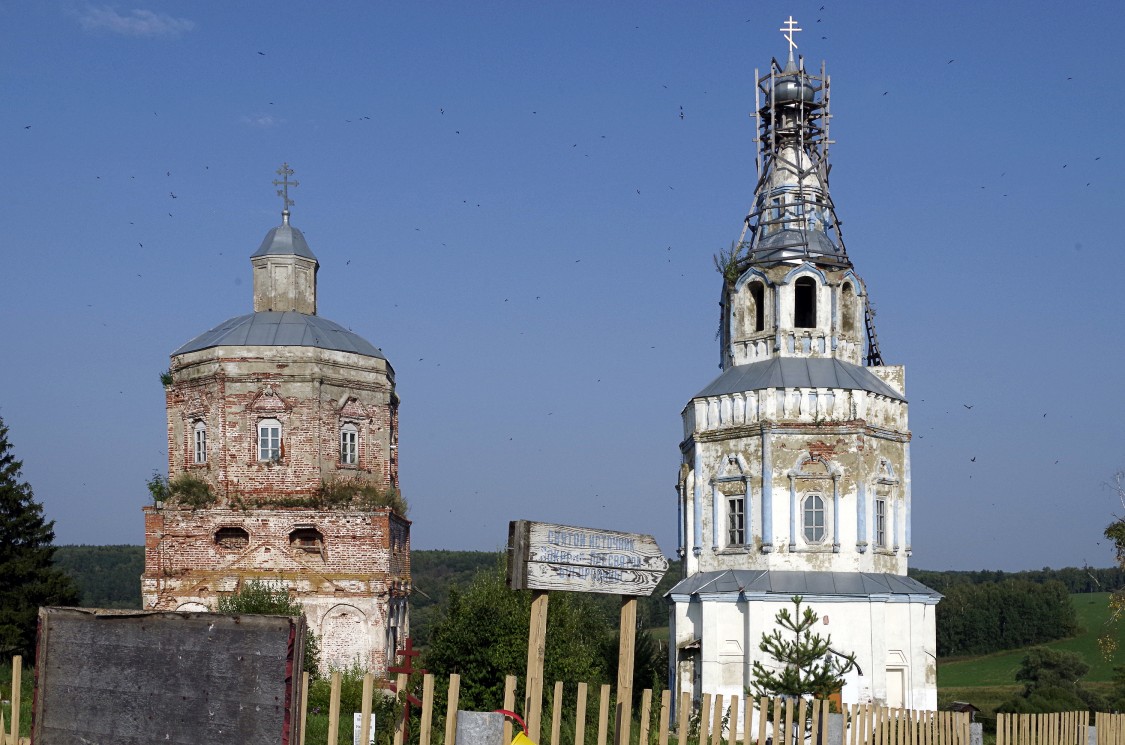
[963, 404, 974, 409]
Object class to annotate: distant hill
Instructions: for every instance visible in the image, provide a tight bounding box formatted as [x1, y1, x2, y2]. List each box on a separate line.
[54, 545, 144, 609]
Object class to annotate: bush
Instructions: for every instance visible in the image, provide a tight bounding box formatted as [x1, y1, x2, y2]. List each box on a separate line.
[148, 472, 217, 509]
[318, 478, 408, 516]
[168, 472, 216, 508]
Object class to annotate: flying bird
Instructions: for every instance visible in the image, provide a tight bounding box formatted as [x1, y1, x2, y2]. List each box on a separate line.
[962, 404, 973, 409]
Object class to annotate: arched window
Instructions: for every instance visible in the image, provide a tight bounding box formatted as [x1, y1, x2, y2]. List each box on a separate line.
[193, 421, 207, 464]
[749, 282, 765, 332]
[841, 282, 857, 337]
[340, 423, 358, 465]
[794, 277, 817, 328]
[258, 418, 282, 461]
[803, 494, 825, 543]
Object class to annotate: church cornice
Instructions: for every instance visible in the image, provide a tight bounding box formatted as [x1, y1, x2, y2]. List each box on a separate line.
[681, 419, 910, 447]
[172, 370, 393, 394]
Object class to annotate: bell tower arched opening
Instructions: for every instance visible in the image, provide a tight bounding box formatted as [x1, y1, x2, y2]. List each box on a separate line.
[794, 277, 817, 328]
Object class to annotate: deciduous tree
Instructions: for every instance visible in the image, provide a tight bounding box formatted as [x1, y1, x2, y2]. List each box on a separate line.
[422, 561, 609, 711]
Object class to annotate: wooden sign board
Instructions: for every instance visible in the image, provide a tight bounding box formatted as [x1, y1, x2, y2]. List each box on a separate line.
[507, 520, 668, 596]
[33, 607, 304, 745]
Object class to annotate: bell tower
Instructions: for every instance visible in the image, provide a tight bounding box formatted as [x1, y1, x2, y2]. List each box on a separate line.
[668, 19, 939, 712]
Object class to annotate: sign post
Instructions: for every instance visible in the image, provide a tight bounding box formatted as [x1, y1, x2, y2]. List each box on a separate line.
[508, 520, 668, 745]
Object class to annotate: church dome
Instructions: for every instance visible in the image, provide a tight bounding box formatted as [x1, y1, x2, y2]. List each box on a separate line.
[172, 311, 386, 359]
[252, 223, 317, 260]
[772, 74, 815, 104]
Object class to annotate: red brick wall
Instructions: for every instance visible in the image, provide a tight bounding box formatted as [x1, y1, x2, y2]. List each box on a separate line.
[148, 346, 409, 675]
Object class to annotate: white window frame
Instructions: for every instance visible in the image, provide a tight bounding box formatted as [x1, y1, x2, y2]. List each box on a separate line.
[258, 418, 282, 462]
[193, 421, 207, 464]
[727, 495, 746, 546]
[803, 493, 826, 543]
[875, 498, 887, 548]
[340, 423, 358, 466]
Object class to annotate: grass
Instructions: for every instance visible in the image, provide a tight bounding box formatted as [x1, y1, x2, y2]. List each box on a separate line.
[938, 592, 1124, 688]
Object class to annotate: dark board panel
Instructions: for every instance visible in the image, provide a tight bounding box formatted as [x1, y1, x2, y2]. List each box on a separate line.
[34, 607, 303, 745]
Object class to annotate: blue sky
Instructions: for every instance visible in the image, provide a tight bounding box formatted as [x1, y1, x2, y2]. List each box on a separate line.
[2, 1, 1123, 572]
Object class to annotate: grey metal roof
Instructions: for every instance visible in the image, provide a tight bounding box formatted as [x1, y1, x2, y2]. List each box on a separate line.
[666, 570, 940, 599]
[173, 311, 385, 359]
[694, 358, 904, 401]
[251, 223, 317, 261]
[749, 229, 847, 267]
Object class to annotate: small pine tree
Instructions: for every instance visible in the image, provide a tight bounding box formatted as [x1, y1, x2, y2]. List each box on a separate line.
[217, 580, 322, 677]
[0, 414, 80, 660]
[749, 595, 857, 702]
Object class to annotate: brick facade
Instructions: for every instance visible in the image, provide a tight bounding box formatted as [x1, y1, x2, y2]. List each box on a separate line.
[143, 211, 409, 676]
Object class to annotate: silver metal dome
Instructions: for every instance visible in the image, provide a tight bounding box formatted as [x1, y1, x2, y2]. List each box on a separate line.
[251, 223, 317, 261]
[173, 311, 385, 359]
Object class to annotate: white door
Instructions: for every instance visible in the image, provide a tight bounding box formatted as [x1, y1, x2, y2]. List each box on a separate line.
[886, 667, 906, 708]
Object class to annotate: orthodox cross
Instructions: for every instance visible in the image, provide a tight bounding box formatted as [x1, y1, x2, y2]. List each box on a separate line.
[780, 15, 801, 52]
[272, 163, 299, 222]
[386, 637, 427, 743]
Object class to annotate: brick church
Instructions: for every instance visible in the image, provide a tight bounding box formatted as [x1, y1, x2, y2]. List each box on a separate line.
[142, 166, 410, 675]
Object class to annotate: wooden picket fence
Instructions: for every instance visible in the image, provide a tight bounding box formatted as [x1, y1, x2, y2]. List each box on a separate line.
[8, 653, 1125, 745]
[294, 671, 976, 745]
[997, 711, 1089, 745]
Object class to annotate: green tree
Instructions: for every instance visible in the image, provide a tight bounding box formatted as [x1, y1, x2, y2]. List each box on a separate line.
[749, 595, 857, 702]
[996, 647, 1104, 714]
[0, 415, 80, 660]
[217, 580, 321, 677]
[422, 561, 610, 711]
[1104, 470, 1125, 659]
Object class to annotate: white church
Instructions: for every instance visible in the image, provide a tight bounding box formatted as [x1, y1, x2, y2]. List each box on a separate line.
[667, 26, 940, 712]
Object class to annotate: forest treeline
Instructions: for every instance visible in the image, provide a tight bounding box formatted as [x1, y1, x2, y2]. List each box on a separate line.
[52, 547, 1119, 657]
[911, 567, 1123, 657]
[909, 566, 1125, 595]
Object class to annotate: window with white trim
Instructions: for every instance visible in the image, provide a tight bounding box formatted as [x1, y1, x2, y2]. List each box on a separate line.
[875, 498, 887, 548]
[727, 496, 746, 546]
[340, 423, 358, 465]
[258, 418, 282, 461]
[193, 421, 207, 464]
[803, 494, 826, 543]
[749, 282, 765, 332]
[794, 277, 817, 328]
